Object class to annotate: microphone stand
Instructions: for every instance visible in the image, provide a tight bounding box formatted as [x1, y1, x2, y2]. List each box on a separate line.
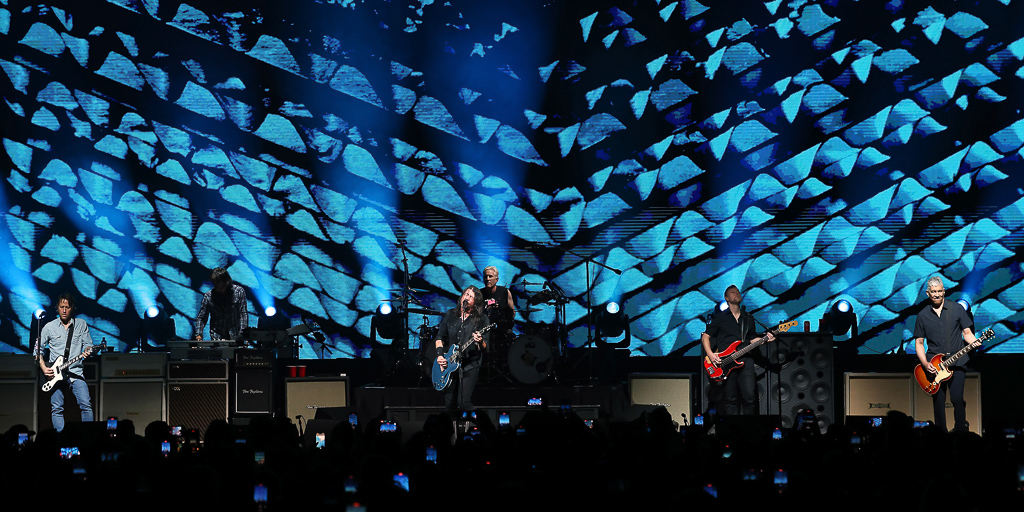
[537, 244, 622, 385]
[746, 307, 784, 426]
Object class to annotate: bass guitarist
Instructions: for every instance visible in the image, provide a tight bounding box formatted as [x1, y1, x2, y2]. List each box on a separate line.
[35, 293, 96, 432]
[701, 285, 774, 416]
[434, 286, 490, 412]
[914, 276, 979, 433]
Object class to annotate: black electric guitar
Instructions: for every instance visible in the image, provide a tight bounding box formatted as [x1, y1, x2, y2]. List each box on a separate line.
[42, 344, 103, 392]
[432, 323, 495, 391]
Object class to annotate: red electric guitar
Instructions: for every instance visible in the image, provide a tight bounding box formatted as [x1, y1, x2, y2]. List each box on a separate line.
[704, 321, 798, 381]
[914, 328, 993, 395]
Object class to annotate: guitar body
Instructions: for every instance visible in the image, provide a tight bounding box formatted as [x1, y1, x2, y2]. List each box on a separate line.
[913, 329, 994, 395]
[42, 355, 66, 392]
[914, 353, 952, 395]
[704, 340, 746, 381]
[432, 344, 461, 391]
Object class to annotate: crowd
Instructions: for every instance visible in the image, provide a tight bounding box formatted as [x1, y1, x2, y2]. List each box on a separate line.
[2, 408, 1022, 511]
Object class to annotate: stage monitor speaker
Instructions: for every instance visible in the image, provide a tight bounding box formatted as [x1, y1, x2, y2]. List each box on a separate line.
[0, 381, 37, 434]
[286, 377, 348, 422]
[845, 373, 915, 418]
[235, 370, 273, 415]
[629, 373, 692, 426]
[100, 379, 166, 429]
[168, 382, 228, 438]
[912, 372, 982, 434]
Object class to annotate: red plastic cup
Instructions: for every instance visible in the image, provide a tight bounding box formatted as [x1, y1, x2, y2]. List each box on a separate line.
[297, 365, 307, 377]
[287, 366, 297, 378]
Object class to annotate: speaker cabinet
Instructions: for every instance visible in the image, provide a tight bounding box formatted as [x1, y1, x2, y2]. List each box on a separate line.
[234, 369, 273, 415]
[0, 381, 37, 433]
[168, 382, 228, 438]
[286, 377, 349, 422]
[913, 372, 981, 434]
[629, 373, 692, 426]
[765, 334, 834, 432]
[845, 373, 915, 417]
[100, 379, 166, 428]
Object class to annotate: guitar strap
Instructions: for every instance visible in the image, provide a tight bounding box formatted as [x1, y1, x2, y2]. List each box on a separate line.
[62, 320, 85, 381]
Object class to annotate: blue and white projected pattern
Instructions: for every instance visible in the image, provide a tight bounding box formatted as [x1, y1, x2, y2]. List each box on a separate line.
[1, 0, 1023, 358]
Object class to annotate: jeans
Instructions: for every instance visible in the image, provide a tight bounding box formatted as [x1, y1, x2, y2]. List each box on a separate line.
[445, 358, 481, 411]
[51, 378, 93, 432]
[932, 367, 967, 433]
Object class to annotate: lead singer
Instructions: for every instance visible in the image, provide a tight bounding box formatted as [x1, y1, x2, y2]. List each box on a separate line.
[434, 286, 490, 412]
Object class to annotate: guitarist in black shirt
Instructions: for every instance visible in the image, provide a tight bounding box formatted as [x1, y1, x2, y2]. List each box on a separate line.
[701, 285, 773, 415]
[434, 286, 489, 412]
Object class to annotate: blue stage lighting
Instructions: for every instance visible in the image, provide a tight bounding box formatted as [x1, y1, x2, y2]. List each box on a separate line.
[34, 308, 45, 319]
[265, 306, 277, 317]
[145, 306, 160, 318]
[835, 300, 851, 313]
[378, 303, 393, 316]
[956, 299, 970, 313]
[606, 302, 620, 315]
[718, 301, 729, 312]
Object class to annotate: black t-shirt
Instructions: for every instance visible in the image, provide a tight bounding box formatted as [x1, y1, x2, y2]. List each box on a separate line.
[482, 285, 513, 326]
[704, 308, 757, 354]
[436, 308, 489, 361]
[913, 300, 974, 364]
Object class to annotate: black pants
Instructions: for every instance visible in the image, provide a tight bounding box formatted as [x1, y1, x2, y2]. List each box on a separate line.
[932, 367, 968, 432]
[445, 358, 481, 411]
[710, 358, 758, 415]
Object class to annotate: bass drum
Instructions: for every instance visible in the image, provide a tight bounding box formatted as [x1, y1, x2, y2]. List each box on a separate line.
[507, 335, 553, 385]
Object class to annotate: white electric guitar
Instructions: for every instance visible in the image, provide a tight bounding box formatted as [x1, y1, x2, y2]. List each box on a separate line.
[42, 345, 102, 392]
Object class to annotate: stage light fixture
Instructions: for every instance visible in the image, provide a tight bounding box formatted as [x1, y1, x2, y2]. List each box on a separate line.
[606, 302, 620, 315]
[956, 298, 970, 313]
[595, 302, 630, 347]
[265, 306, 277, 317]
[34, 308, 45, 319]
[826, 300, 857, 337]
[718, 300, 729, 312]
[372, 303, 403, 342]
[140, 304, 172, 349]
[145, 305, 160, 318]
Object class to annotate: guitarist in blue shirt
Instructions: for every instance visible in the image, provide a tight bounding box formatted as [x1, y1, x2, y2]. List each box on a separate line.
[36, 293, 96, 432]
[434, 286, 490, 412]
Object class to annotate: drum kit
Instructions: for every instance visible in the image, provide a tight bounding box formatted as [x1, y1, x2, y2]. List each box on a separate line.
[383, 281, 569, 387]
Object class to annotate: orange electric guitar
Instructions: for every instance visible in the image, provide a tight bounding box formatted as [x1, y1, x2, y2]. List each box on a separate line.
[703, 321, 798, 381]
[914, 329, 994, 395]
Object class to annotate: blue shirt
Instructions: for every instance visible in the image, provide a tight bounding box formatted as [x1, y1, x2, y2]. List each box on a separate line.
[38, 317, 95, 380]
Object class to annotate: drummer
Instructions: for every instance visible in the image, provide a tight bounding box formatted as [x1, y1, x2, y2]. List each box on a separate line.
[481, 266, 515, 346]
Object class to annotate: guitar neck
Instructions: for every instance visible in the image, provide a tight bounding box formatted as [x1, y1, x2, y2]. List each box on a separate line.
[723, 322, 795, 363]
[939, 330, 991, 370]
[457, 324, 493, 353]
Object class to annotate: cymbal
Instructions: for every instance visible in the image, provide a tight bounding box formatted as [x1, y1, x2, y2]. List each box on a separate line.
[388, 287, 428, 293]
[519, 307, 543, 313]
[407, 308, 443, 316]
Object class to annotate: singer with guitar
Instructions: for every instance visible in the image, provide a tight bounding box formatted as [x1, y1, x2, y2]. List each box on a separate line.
[434, 286, 490, 412]
[36, 293, 97, 432]
[701, 285, 774, 416]
[914, 276, 979, 433]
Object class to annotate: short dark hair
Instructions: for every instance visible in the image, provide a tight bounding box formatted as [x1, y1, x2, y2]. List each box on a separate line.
[211, 267, 232, 286]
[724, 285, 739, 298]
[57, 293, 75, 311]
